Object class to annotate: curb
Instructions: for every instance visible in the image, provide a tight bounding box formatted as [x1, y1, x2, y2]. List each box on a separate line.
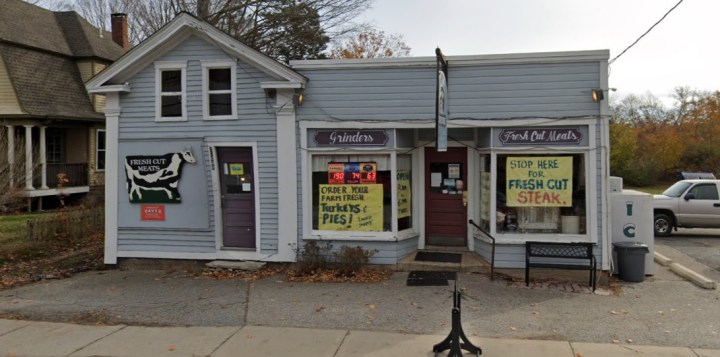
[654, 252, 717, 290]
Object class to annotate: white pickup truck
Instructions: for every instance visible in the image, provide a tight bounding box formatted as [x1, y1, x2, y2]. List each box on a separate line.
[653, 180, 720, 236]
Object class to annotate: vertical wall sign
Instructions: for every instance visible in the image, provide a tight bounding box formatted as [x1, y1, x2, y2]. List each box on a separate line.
[124, 148, 197, 203]
[436, 47, 448, 152]
[397, 170, 411, 218]
[506, 156, 573, 207]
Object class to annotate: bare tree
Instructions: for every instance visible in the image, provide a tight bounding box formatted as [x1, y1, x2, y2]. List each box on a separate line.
[73, 0, 125, 31]
[58, 0, 372, 62]
[23, 0, 74, 11]
[611, 92, 668, 125]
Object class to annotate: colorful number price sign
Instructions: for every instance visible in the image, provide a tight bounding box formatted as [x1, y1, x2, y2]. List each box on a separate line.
[328, 162, 377, 184]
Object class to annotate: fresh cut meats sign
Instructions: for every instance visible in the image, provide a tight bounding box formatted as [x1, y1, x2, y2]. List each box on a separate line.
[506, 156, 572, 207]
[124, 149, 196, 203]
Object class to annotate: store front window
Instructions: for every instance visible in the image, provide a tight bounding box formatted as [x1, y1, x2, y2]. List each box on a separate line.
[311, 154, 392, 232]
[397, 154, 412, 231]
[496, 153, 585, 234]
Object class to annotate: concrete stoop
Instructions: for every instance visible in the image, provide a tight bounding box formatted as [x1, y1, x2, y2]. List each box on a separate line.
[395, 251, 490, 273]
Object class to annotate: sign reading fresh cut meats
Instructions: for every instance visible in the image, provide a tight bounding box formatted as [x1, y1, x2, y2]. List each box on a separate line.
[124, 149, 196, 203]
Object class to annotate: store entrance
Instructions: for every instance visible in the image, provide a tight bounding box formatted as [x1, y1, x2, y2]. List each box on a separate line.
[217, 147, 256, 249]
[424, 147, 468, 246]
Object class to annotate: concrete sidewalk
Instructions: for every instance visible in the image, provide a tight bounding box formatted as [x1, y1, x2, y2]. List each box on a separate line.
[2, 319, 720, 357]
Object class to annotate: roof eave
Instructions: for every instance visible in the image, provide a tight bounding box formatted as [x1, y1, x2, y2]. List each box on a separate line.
[86, 13, 306, 92]
[290, 49, 611, 70]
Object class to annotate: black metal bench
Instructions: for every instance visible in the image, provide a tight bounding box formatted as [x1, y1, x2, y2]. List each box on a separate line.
[525, 241, 596, 291]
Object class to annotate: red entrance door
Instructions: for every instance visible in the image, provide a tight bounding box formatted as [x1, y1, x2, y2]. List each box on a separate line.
[217, 147, 256, 249]
[425, 147, 467, 246]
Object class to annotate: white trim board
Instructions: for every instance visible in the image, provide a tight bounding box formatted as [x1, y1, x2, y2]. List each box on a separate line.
[86, 13, 306, 93]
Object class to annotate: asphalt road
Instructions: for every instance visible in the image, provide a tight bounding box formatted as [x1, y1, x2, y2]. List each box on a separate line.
[655, 228, 720, 273]
[1, 264, 719, 349]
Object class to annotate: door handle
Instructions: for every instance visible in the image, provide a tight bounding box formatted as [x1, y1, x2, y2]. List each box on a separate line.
[714, 203, 720, 207]
[462, 191, 468, 207]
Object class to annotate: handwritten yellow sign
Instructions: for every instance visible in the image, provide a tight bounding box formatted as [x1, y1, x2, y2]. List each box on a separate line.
[397, 170, 411, 218]
[229, 163, 244, 175]
[318, 184, 383, 231]
[506, 157, 572, 207]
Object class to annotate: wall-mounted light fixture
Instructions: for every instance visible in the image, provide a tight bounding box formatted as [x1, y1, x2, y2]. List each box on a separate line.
[293, 92, 304, 107]
[591, 88, 617, 103]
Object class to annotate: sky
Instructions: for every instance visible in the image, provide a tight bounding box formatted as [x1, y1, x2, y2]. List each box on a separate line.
[357, 0, 719, 106]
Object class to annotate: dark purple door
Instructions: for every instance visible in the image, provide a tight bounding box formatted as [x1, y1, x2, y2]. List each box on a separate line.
[217, 147, 256, 249]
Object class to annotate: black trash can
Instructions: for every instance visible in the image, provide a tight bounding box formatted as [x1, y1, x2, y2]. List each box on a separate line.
[613, 242, 649, 282]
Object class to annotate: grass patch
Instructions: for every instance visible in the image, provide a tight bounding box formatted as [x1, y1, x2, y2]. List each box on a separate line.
[625, 182, 674, 195]
[0, 210, 104, 289]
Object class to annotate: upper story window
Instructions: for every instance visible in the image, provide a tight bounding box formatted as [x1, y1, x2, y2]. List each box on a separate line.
[202, 60, 237, 120]
[155, 61, 187, 121]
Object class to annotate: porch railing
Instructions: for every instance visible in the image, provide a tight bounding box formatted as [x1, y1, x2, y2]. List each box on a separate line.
[33, 163, 88, 188]
[469, 219, 496, 281]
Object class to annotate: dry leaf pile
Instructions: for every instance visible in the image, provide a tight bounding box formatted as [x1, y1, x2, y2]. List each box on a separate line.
[202, 265, 393, 283]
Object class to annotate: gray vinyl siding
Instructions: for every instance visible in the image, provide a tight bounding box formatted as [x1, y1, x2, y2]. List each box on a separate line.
[313, 238, 420, 265]
[297, 62, 599, 122]
[116, 34, 278, 254]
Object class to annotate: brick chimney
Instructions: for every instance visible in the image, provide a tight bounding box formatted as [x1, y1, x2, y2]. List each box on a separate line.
[111, 13, 129, 50]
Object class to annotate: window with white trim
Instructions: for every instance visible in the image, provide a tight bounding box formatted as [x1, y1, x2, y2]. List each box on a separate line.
[96, 129, 106, 171]
[155, 61, 187, 121]
[202, 60, 237, 120]
[495, 153, 586, 235]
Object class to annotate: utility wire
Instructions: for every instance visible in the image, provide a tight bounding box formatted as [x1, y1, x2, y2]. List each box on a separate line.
[609, 0, 684, 65]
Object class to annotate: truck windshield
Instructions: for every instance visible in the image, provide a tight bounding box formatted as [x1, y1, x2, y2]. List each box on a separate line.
[662, 181, 692, 197]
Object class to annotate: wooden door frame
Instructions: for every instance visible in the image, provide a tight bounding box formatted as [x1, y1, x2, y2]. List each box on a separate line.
[418, 144, 475, 251]
[209, 143, 263, 259]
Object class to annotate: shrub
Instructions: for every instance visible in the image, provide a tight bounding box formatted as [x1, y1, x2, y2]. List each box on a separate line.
[333, 245, 376, 277]
[291, 240, 333, 275]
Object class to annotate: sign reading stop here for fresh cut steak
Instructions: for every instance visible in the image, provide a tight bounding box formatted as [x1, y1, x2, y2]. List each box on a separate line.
[506, 157, 572, 207]
[318, 184, 383, 231]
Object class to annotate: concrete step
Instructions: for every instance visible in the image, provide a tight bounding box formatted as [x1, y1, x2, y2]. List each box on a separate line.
[395, 251, 490, 273]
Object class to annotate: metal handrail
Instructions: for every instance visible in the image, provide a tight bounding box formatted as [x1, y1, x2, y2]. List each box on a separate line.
[468, 219, 496, 281]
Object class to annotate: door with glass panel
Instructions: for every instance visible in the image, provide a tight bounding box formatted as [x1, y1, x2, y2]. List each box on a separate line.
[217, 147, 256, 249]
[425, 147, 467, 246]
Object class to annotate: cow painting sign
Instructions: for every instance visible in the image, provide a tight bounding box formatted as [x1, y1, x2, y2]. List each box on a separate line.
[124, 149, 197, 203]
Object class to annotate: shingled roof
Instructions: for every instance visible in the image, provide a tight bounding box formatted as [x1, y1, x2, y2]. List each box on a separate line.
[0, 0, 124, 60]
[0, 0, 125, 120]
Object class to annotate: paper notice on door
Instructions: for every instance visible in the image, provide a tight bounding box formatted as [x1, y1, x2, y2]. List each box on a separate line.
[448, 164, 460, 178]
[431, 172, 442, 187]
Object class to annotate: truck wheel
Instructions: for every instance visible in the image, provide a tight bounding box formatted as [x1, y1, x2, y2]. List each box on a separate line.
[654, 213, 673, 237]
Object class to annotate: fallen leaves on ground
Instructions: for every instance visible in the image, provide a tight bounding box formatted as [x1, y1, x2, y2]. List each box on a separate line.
[0, 233, 104, 290]
[202, 265, 393, 283]
[201, 265, 286, 282]
[286, 268, 393, 283]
